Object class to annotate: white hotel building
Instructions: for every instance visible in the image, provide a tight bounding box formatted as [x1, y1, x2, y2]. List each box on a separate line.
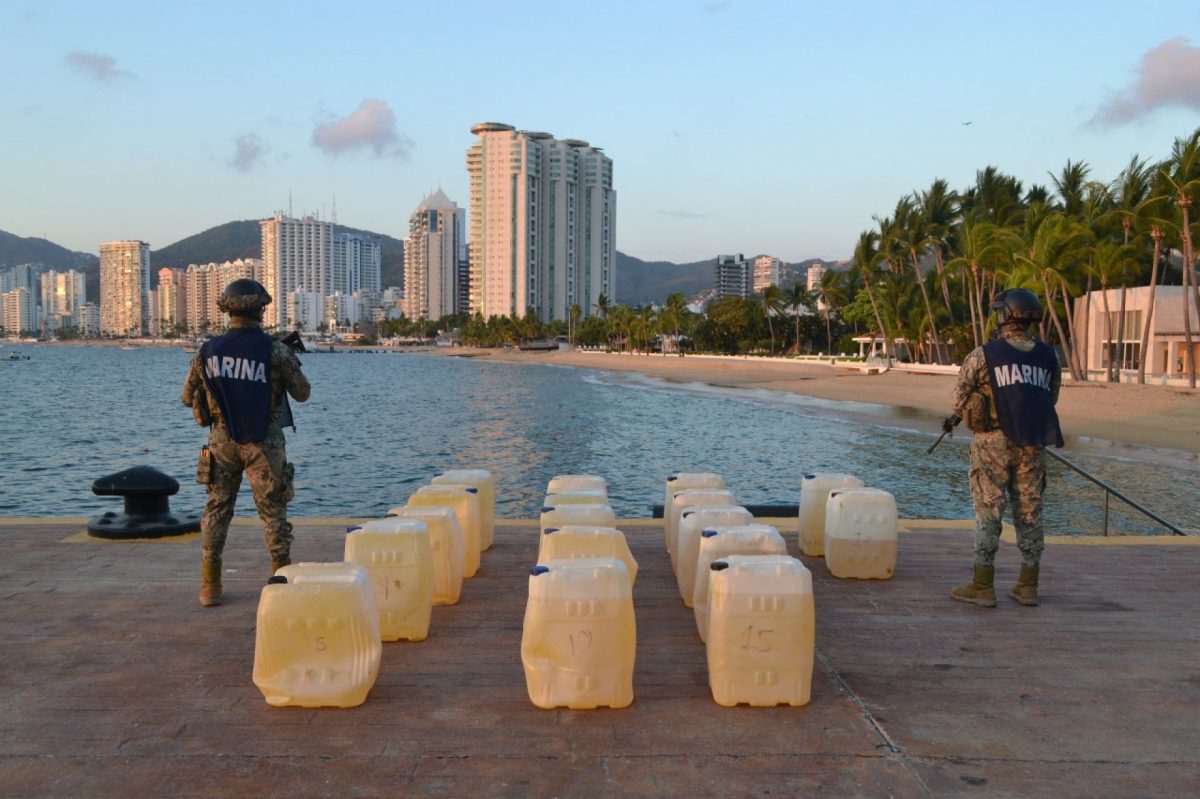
[403, 189, 462, 320]
[466, 123, 615, 321]
[99, 240, 151, 337]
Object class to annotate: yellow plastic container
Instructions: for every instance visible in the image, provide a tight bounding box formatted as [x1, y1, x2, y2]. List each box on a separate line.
[706, 555, 814, 707]
[668, 489, 737, 570]
[539, 503, 617, 535]
[824, 488, 898, 580]
[692, 524, 788, 641]
[547, 474, 608, 495]
[539, 525, 638, 585]
[403, 485, 482, 578]
[675, 505, 754, 607]
[520, 557, 635, 709]
[388, 506, 465, 606]
[346, 519, 434, 642]
[253, 562, 382, 708]
[544, 489, 609, 507]
[663, 473, 726, 554]
[798, 473, 864, 556]
[432, 469, 495, 551]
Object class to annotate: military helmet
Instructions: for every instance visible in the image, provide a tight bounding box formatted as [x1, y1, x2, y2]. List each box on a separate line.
[990, 288, 1042, 325]
[217, 279, 272, 315]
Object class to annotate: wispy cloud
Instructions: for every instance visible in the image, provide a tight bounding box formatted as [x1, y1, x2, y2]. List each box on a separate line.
[229, 134, 267, 172]
[658, 209, 708, 219]
[65, 50, 131, 82]
[311, 99, 412, 158]
[1091, 37, 1200, 127]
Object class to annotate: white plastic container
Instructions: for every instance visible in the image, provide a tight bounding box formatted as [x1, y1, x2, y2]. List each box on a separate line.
[345, 519, 434, 642]
[432, 469, 495, 551]
[253, 562, 381, 708]
[798, 473, 864, 556]
[539, 525, 638, 585]
[547, 475, 608, 495]
[706, 555, 814, 707]
[668, 489, 737, 570]
[521, 557, 635, 709]
[540, 503, 617, 536]
[402, 485, 482, 578]
[663, 473, 726, 553]
[692, 524, 788, 641]
[387, 506, 465, 606]
[675, 505, 754, 607]
[824, 487, 898, 580]
[544, 489, 609, 507]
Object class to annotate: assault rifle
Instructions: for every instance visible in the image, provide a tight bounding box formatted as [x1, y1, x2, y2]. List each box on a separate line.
[279, 330, 306, 354]
[927, 414, 961, 455]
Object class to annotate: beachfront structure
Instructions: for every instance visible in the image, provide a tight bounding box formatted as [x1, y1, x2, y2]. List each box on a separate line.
[806, 263, 827, 292]
[715, 253, 751, 299]
[99, 240, 150, 337]
[753, 256, 782, 293]
[1077, 286, 1200, 379]
[466, 122, 616, 322]
[2, 287, 35, 334]
[403, 189, 463, 320]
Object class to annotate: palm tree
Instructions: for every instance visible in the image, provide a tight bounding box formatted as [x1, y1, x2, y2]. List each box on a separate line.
[1161, 130, 1200, 387]
[660, 292, 688, 355]
[784, 281, 811, 354]
[1050, 160, 1091, 217]
[1088, 242, 1140, 381]
[853, 230, 893, 364]
[760, 284, 783, 355]
[568, 303, 582, 346]
[945, 219, 1021, 348]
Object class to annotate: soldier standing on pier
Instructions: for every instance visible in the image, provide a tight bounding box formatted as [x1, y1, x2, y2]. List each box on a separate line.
[181, 279, 311, 607]
[943, 288, 1063, 607]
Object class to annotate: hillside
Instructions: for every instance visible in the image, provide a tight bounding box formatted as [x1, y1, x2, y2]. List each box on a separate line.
[614, 254, 846, 306]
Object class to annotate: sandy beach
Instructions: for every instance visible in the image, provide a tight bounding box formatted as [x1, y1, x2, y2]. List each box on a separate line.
[436, 348, 1200, 455]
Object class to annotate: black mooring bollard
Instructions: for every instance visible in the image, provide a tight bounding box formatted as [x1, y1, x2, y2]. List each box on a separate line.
[87, 465, 201, 540]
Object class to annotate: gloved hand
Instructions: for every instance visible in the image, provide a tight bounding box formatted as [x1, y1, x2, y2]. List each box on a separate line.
[941, 414, 961, 435]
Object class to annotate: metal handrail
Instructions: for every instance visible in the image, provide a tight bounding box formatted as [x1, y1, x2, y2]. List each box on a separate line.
[1045, 449, 1187, 536]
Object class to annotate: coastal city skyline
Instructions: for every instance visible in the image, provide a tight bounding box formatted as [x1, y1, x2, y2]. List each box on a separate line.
[3, 2, 1199, 262]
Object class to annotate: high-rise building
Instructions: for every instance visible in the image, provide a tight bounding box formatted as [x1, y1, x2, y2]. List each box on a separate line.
[40, 269, 87, 316]
[332, 233, 382, 296]
[403, 189, 462, 320]
[2, 288, 35, 334]
[806, 263, 827, 292]
[287, 291, 324, 332]
[261, 213, 333, 329]
[715, 254, 751, 299]
[753, 256, 782, 294]
[99, 240, 150, 336]
[154, 268, 186, 336]
[183, 259, 261, 333]
[466, 122, 616, 321]
[79, 303, 101, 337]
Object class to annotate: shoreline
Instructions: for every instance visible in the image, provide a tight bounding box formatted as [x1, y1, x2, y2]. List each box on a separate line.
[434, 347, 1200, 456]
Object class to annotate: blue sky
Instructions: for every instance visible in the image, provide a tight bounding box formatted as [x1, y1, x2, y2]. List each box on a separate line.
[2, 0, 1199, 263]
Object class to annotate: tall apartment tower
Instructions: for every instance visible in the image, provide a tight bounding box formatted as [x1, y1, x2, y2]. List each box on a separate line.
[753, 256, 782, 293]
[715, 253, 751, 299]
[40, 269, 87, 316]
[332, 233, 382, 295]
[2, 288, 35, 334]
[154, 268, 186, 336]
[99, 240, 150, 336]
[260, 213, 333, 329]
[806, 263, 827, 291]
[403, 189, 462, 320]
[466, 122, 616, 321]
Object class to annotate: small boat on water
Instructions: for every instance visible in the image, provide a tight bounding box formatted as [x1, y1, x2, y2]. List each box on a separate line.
[5, 352, 30, 361]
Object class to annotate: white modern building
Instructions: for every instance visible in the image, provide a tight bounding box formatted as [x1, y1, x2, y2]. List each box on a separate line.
[1077, 285, 1200, 379]
[806, 263, 827, 292]
[287, 290, 325, 332]
[333, 233, 382, 295]
[753, 256, 782, 293]
[40, 269, 86, 317]
[715, 253, 751, 299]
[403, 189, 462, 320]
[99, 240, 150, 337]
[2, 287, 35, 334]
[466, 122, 615, 321]
[261, 213, 333, 329]
[153, 267, 187, 336]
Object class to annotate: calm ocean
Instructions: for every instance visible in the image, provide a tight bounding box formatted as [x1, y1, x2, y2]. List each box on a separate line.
[1, 343, 1195, 534]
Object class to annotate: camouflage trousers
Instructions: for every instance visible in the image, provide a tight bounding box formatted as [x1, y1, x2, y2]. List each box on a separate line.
[200, 425, 295, 565]
[968, 431, 1046, 569]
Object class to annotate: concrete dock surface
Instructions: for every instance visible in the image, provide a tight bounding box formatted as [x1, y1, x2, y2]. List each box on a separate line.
[1, 517, 1197, 799]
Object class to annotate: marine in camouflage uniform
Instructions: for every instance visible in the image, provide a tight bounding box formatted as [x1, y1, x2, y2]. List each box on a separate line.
[181, 279, 310, 606]
[944, 288, 1062, 607]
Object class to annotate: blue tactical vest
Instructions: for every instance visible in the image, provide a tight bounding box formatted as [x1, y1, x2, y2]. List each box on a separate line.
[199, 329, 274, 444]
[982, 339, 1064, 448]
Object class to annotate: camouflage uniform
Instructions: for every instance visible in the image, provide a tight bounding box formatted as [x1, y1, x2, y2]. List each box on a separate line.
[182, 319, 311, 565]
[952, 327, 1060, 569]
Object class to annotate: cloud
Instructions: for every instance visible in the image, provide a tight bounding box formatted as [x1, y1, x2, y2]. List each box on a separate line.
[229, 134, 267, 172]
[65, 50, 131, 82]
[1091, 37, 1200, 127]
[311, 99, 412, 158]
[658, 209, 708, 219]
[703, 0, 733, 12]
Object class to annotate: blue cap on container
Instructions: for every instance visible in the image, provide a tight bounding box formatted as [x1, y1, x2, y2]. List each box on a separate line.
[346, 526, 362, 533]
[804, 473, 815, 479]
[544, 527, 559, 535]
[541, 506, 554, 514]
[530, 565, 550, 576]
[711, 561, 730, 571]
[466, 487, 478, 493]
[702, 528, 719, 538]
[267, 575, 288, 584]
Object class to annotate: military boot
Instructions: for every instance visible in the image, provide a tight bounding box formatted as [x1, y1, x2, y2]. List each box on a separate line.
[1009, 565, 1039, 606]
[951, 565, 997, 607]
[199, 561, 223, 607]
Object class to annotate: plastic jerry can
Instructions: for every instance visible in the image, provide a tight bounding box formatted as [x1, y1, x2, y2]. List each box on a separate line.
[692, 524, 788, 642]
[432, 469, 495, 551]
[539, 525, 638, 585]
[540, 503, 617, 536]
[798, 473, 864, 556]
[668, 489, 737, 570]
[520, 557, 635, 709]
[675, 505, 754, 606]
[664, 473, 726, 552]
[544, 488, 609, 507]
[547, 474, 608, 495]
[823, 488, 898, 580]
[345, 519, 434, 642]
[404, 485, 482, 578]
[253, 562, 382, 708]
[706, 555, 814, 707]
[387, 506, 465, 605]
